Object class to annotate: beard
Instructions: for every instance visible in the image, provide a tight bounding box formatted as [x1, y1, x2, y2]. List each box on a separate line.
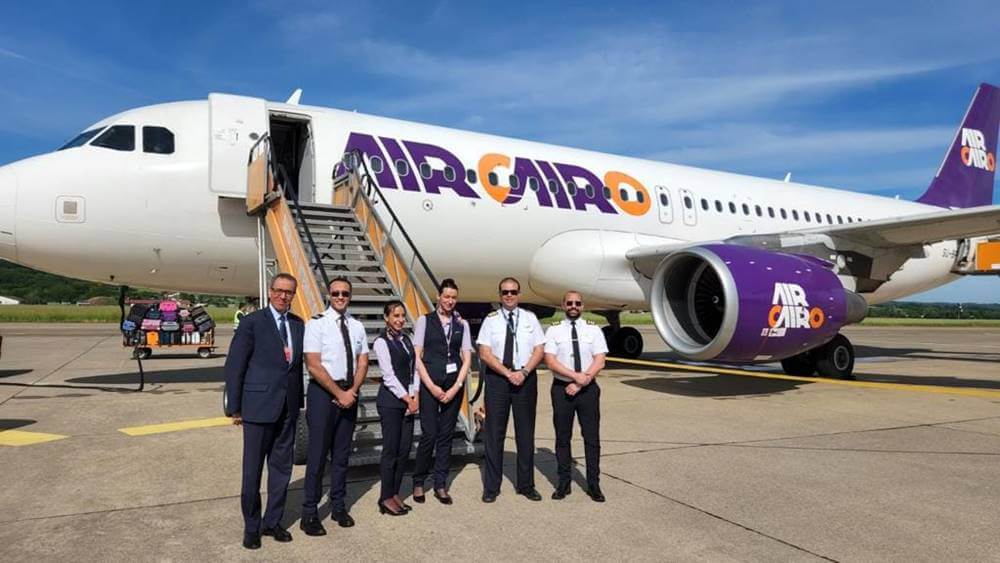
[566, 309, 581, 320]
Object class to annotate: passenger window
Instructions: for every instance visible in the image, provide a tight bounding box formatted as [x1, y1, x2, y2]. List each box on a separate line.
[488, 171, 498, 185]
[528, 177, 539, 192]
[91, 125, 135, 151]
[683, 196, 693, 209]
[396, 159, 409, 176]
[659, 193, 669, 206]
[603, 186, 611, 199]
[837, 215, 843, 224]
[780, 208, 787, 219]
[792, 210, 799, 220]
[510, 175, 520, 189]
[847, 217, 854, 223]
[567, 182, 577, 195]
[741, 203, 750, 215]
[715, 200, 723, 212]
[586, 185, 595, 198]
[466, 169, 477, 184]
[826, 214, 833, 224]
[728, 202, 737, 214]
[804, 211, 811, 222]
[548, 179, 559, 193]
[701, 198, 709, 211]
[420, 162, 432, 179]
[443, 166, 456, 182]
[755, 205, 762, 217]
[621, 189, 631, 202]
[58, 127, 105, 150]
[768, 207, 775, 218]
[370, 156, 384, 174]
[142, 126, 174, 154]
[636, 191, 644, 203]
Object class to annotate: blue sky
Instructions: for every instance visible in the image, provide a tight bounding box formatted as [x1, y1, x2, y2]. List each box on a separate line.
[1, 1, 998, 302]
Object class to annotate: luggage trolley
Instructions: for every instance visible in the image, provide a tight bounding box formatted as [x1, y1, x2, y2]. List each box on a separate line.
[121, 299, 218, 359]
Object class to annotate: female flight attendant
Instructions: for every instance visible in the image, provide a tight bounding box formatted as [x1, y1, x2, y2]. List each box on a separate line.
[371, 300, 420, 516]
[412, 278, 472, 504]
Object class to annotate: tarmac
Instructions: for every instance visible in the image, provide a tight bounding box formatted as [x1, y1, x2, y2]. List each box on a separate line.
[1, 323, 999, 562]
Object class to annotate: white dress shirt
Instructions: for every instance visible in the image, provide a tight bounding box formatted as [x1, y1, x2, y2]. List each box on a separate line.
[476, 306, 545, 370]
[303, 306, 369, 382]
[372, 335, 420, 399]
[544, 318, 608, 382]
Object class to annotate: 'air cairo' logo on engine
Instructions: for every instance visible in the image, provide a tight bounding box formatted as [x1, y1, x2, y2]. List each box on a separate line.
[959, 128, 996, 172]
[762, 282, 825, 337]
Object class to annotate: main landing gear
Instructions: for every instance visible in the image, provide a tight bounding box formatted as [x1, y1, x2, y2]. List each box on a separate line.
[598, 311, 643, 359]
[781, 333, 856, 380]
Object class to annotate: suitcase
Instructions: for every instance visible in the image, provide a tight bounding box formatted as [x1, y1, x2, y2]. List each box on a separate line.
[161, 311, 178, 322]
[146, 331, 159, 346]
[127, 304, 149, 323]
[122, 320, 137, 332]
[159, 301, 179, 312]
[146, 308, 162, 320]
[161, 321, 180, 332]
[141, 319, 161, 331]
[181, 321, 195, 333]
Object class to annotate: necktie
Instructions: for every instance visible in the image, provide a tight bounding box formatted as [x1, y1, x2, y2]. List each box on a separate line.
[502, 311, 515, 369]
[278, 315, 289, 363]
[340, 315, 354, 388]
[570, 320, 582, 372]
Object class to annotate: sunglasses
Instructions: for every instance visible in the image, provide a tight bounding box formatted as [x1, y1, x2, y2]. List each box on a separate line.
[564, 301, 582, 307]
[500, 289, 520, 296]
[329, 291, 351, 298]
[270, 288, 295, 297]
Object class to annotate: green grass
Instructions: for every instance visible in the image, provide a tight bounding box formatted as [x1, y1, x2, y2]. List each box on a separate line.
[0, 305, 237, 323]
[858, 317, 1000, 327]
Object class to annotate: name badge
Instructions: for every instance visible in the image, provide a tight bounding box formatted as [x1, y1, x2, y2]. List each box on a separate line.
[446, 362, 458, 374]
[284, 346, 292, 362]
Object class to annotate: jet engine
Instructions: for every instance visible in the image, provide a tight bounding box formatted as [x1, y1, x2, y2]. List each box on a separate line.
[649, 244, 867, 363]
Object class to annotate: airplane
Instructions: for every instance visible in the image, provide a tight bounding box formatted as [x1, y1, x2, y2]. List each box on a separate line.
[0, 83, 997, 380]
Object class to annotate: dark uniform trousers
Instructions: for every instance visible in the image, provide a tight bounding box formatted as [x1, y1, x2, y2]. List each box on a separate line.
[302, 381, 357, 516]
[377, 401, 414, 502]
[413, 375, 460, 490]
[482, 368, 538, 494]
[241, 405, 297, 533]
[551, 380, 601, 488]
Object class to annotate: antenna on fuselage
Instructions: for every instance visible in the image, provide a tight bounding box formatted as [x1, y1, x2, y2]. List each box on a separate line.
[783, 172, 792, 183]
[286, 89, 302, 105]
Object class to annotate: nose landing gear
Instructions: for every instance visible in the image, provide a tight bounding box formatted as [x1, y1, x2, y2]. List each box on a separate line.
[597, 311, 644, 359]
[780, 333, 856, 380]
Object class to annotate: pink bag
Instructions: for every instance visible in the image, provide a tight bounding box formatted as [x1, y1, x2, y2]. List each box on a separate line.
[159, 300, 179, 312]
[141, 319, 161, 331]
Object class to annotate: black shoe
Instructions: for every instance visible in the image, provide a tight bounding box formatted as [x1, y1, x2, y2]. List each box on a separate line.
[400, 501, 413, 512]
[262, 526, 292, 542]
[331, 509, 355, 528]
[242, 532, 261, 550]
[587, 486, 606, 503]
[551, 483, 571, 500]
[299, 516, 327, 537]
[412, 487, 426, 504]
[378, 501, 407, 516]
[517, 488, 543, 501]
[434, 488, 453, 505]
[482, 491, 497, 503]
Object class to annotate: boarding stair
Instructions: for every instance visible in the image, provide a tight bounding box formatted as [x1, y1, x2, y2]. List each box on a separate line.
[246, 137, 482, 466]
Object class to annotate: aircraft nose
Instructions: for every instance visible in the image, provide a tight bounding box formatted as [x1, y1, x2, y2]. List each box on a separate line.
[0, 166, 17, 261]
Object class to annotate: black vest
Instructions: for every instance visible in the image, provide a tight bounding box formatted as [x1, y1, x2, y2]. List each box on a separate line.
[422, 312, 463, 386]
[376, 329, 414, 409]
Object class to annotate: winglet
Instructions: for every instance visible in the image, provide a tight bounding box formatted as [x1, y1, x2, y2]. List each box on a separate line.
[917, 83, 999, 208]
[285, 89, 302, 105]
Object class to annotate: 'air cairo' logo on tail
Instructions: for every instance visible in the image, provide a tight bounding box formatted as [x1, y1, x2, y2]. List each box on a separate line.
[762, 283, 825, 337]
[959, 128, 996, 172]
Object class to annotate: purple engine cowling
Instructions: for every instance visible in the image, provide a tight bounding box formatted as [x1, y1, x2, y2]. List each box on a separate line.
[650, 244, 865, 363]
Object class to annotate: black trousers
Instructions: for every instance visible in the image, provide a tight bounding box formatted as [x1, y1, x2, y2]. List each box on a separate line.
[241, 405, 296, 534]
[551, 380, 601, 488]
[302, 382, 357, 516]
[413, 382, 462, 490]
[482, 369, 537, 494]
[377, 404, 415, 501]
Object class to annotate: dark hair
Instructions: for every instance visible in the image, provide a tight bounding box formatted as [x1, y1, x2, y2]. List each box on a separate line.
[328, 276, 352, 291]
[270, 272, 298, 289]
[383, 300, 406, 317]
[498, 276, 520, 292]
[438, 278, 459, 294]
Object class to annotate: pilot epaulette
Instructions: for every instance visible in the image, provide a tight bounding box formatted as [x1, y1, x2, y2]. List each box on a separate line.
[312, 313, 325, 320]
[487, 311, 498, 318]
[550, 320, 561, 326]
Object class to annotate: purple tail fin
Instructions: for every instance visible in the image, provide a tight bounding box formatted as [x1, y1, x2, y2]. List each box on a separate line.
[917, 83, 999, 208]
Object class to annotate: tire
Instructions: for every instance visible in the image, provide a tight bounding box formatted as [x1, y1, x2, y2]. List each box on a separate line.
[293, 410, 309, 465]
[197, 347, 211, 359]
[137, 347, 152, 360]
[814, 334, 855, 380]
[781, 352, 815, 376]
[614, 327, 644, 359]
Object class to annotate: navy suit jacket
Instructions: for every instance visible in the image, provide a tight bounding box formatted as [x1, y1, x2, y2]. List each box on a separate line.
[224, 308, 305, 423]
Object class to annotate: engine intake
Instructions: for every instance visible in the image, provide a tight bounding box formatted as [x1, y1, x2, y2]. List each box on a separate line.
[650, 244, 867, 363]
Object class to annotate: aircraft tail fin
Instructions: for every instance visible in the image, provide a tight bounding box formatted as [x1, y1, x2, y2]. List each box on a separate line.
[917, 83, 999, 208]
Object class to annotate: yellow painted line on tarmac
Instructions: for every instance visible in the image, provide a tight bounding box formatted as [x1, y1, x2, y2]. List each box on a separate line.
[608, 357, 1000, 399]
[0, 430, 68, 447]
[119, 416, 233, 437]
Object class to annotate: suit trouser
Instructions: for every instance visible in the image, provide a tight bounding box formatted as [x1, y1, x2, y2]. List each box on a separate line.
[413, 383, 462, 490]
[551, 380, 601, 488]
[482, 369, 537, 494]
[241, 405, 296, 534]
[302, 382, 357, 516]
[377, 404, 414, 502]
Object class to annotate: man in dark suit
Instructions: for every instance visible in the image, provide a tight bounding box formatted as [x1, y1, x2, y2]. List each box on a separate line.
[224, 273, 305, 550]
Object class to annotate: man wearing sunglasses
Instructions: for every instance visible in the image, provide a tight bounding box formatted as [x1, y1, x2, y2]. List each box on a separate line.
[300, 277, 369, 535]
[477, 277, 546, 503]
[543, 291, 608, 502]
[224, 273, 305, 549]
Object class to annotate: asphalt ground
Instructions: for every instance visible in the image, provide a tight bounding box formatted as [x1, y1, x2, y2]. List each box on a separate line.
[1, 324, 999, 562]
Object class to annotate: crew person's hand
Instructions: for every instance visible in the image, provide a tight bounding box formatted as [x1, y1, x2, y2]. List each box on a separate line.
[442, 386, 459, 403]
[566, 383, 580, 396]
[507, 369, 525, 386]
[333, 387, 356, 409]
[231, 413, 243, 426]
[405, 394, 419, 415]
[432, 384, 447, 401]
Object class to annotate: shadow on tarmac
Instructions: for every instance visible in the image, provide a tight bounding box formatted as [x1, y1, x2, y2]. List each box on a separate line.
[67, 366, 225, 385]
[0, 418, 37, 431]
[855, 344, 1000, 365]
[0, 369, 33, 379]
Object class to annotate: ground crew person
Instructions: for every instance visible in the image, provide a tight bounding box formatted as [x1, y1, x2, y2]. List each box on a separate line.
[477, 277, 545, 503]
[412, 278, 472, 505]
[543, 291, 607, 502]
[300, 277, 369, 535]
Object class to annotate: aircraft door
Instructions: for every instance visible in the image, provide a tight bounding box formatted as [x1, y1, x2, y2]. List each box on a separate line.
[209, 93, 269, 197]
[298, 124, 316, 203]
[654, 186, 674, 224]
[679, 188, 697, 226]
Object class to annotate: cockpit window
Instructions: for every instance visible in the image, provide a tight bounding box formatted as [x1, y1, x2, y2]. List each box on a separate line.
[91, 125, 135, 151]
[143, 126, 175, 154]
[58, 128, 104, 151]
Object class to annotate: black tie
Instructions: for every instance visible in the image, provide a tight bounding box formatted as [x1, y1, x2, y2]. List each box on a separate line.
[502, 311, 515, 369]
[278, 315, 289, 362]
[571, 320, 582, 372]
[340, 315, 354, 388]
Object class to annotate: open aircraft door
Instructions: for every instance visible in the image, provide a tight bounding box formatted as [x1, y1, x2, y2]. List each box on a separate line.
[209, 93, 268, 197]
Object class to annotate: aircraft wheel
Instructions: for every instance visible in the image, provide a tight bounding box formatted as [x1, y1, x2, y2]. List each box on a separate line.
[613, 327, 644, 359]
[197, 347, 212, 359]
[814, 334, 855, 380]
[293, 411, 309, 465]
[781, 351, 815, 376]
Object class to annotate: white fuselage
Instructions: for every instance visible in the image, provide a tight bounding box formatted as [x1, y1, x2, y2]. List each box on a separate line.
[0, 96, 957, 308]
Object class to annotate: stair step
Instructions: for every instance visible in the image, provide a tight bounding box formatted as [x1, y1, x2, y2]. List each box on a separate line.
[309, 259, 382, 268]
[294, 203, 353, 213]
[298, 219, 361, 230]
[315, 270, 389, 280]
